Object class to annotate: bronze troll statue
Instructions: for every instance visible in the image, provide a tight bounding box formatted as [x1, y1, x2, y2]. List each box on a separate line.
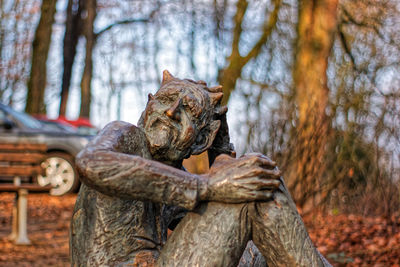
[70, 70, 331, 267]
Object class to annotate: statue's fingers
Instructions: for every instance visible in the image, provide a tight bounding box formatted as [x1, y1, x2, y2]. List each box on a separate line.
[211, 154, 235, 169]
[257, 157, 277, 169]
[239, 153, 265, 162]
[246, 167, 268, 177]
[259, 168, 281, 179]
[243, 176, 280, 190]
[256, 179, 281, 190]
[235, 168, 280, 182]
[241, 154, 276, 169]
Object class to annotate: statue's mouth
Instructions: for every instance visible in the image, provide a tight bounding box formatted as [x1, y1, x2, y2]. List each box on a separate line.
[151, 127, 170, 148]
[145, 115, 178, 151]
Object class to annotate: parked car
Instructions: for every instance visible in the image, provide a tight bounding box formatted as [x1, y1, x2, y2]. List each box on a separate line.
[35, 115, 99, 135]
[0, 103, 92, 196]
[60, 116, 99, 135]
[35, 118, 79, 133]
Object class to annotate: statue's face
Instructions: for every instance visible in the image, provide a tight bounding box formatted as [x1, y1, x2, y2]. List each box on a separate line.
[142, 80, 209, 161]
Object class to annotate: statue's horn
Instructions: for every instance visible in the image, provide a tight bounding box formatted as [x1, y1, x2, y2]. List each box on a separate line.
[216, 106, 228, 115]
[196, 80, 207, 86]
[148, 93, 155, 101]
[162, 70, 174, 85]
[210, 92, 223, 105]
[208, 85, 223, 93]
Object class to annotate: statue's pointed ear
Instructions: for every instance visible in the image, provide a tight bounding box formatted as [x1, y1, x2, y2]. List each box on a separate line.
[191, 120, 221, 155]
[162, 70, 174, 85]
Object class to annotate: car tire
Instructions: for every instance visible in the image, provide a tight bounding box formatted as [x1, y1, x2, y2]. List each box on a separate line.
[37, 152, 80, 196]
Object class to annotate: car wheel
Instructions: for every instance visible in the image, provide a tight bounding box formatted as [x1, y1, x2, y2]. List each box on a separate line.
[37, 152, 80, 196]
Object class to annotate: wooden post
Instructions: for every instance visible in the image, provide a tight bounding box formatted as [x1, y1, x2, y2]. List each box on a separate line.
[15, 188, 30, 245]
[0, 143, 49, 245]
[8, 177, 21, 241]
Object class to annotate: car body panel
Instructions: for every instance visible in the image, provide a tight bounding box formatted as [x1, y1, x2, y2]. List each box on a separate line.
[0, 103, 92, 194]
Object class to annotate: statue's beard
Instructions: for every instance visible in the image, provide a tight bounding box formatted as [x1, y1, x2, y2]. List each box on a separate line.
[149, 134, 191, 162]
[144, 117, 191, 162]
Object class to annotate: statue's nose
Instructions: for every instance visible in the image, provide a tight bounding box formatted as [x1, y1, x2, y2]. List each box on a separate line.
[165, 99, 181, 120]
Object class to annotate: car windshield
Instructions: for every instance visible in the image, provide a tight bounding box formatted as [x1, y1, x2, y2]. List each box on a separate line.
[6, 106, 43, 129]
[40, 120, 78, 133]
[77, 126, 98, 135]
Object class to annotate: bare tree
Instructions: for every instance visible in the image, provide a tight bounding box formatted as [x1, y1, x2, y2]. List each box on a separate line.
[79, 0, 96, 119]
[25, 0, 57, 115]
[288, 0, 339, 208]
[59, 0, 156, 119]
[239, 0, 400, 215]
[59, 0, 83, 117]
[0, 0, 39, 105]
[3, 0, 398, 216]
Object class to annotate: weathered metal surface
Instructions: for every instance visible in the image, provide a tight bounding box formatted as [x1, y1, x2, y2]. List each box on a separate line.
[70, 71, 331, 267]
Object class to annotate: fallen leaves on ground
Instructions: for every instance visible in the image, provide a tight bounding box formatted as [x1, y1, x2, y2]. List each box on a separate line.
[0, 193, 75, 267]
[0, 193, 399, 266]
[303, 211, 400, 266]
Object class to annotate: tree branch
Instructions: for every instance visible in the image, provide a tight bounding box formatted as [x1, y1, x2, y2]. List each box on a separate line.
[231, 0, 248, 59]
[242, 0, 281, 65]
[96, 1, 161, 38]
[341, 5, 399, 49]
[243, 78, 286, 97]
[95, 18, 149, 38]
[337, 24, 357, 72]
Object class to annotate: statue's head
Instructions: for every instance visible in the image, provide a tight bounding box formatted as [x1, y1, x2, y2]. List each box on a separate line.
[139, 70, 233, 162]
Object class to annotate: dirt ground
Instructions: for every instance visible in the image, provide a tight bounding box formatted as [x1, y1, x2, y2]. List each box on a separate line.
[0, 192, 399, 267]
[0, 193, 74, 267]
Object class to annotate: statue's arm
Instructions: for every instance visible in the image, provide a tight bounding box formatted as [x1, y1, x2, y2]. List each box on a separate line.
[76, 121, 207, 210]
[77, 121, 282, 209]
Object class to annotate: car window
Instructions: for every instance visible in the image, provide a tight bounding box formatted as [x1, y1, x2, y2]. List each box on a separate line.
[40, 120, 78, 133]
[6, 107, 43, 129]
[77, 126, 98, 135]
[0, 110, 6, 121]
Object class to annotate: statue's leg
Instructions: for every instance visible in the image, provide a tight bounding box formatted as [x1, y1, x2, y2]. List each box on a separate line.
[157, 202, 251, 267]
[249, 182, 332, 267]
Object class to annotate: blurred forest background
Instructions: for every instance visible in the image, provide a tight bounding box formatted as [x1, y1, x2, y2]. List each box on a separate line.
[1, 0, 400, 219]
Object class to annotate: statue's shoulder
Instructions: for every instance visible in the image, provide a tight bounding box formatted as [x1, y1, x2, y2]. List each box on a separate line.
[99, 121, 144, 138]
[101, 121, 150, 157]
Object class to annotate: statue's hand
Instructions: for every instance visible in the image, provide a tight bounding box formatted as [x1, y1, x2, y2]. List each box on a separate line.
[200, 153, 281, 203]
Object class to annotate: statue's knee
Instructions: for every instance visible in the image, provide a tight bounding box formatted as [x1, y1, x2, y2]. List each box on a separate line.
[249, 191, 297, 225]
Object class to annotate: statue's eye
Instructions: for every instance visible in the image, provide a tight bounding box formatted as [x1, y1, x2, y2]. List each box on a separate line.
[156, 92, 179, 105]
[183, 95, 201, 117]
[183, 95, 194, 109]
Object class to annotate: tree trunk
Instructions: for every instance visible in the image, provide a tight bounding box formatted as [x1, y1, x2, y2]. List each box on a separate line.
[79, 0, 96, 119]
[59, 0, 83, 117]
[288, 0, 338, 209]
[25, 0, 57, 115]
[184, 0, 281, 181]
